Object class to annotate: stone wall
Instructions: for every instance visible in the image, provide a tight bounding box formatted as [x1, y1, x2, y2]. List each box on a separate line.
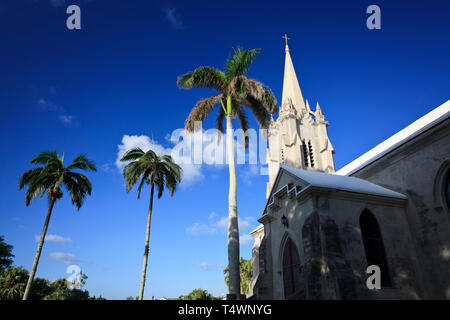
[352, 118, 450, 299]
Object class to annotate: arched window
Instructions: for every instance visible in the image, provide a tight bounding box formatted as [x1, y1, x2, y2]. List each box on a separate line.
[445, 173, 450, 210]
[360, 210, 392, 287]
[282, 237, 302, 297]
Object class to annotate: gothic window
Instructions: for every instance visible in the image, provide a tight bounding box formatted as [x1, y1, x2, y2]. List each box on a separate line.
[360, 210, 392, 287]
[302, 140, 309, 167]
[433, 161, 450, 213]
[308, 140, 315, 167]
[282, 237, 302, 297]
[445, 172, 450, 211]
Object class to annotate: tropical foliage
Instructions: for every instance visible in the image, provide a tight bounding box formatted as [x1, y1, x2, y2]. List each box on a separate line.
[120, 147, 182, 300]
[18, 151, 96, 299]
[0, 266, 98, 300]
[178, 46, 277, 298]
[178, 46, 277, 147]
[223, 257, 253, 295]
[179, 288, 221, 300]
[0, 236, 14, 274]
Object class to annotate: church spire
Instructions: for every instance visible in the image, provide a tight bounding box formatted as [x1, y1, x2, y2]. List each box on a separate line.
[281, 35, 306, 112]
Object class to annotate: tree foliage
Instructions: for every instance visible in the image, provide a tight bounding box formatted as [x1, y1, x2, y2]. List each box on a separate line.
[0, 266, 97, 300]
[121, 148, 182, 199]
[223, 258, 253, 295]
[179, 288, 221, 300]
[18, 151, 97, 209]
[0, 236, 14, 274]
[177, 46, 277, 148]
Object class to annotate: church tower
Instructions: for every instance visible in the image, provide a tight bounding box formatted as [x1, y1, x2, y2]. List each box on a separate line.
[266, 37, 335, 198]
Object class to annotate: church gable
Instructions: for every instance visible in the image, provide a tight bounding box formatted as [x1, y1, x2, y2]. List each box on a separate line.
[264, 164, 406, 215]
[264, 166, 310, 215]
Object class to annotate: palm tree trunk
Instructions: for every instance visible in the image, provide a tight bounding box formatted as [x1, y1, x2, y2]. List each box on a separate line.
[23, 197, 56, 300]
[226, 114, 241, 300]
[138, 183, 155, 300]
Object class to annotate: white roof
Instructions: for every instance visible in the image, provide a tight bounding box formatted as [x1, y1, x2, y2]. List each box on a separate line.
[337, 100, 450, 176]
[249, 224, 264, 235]
[281, 164, 406, 199]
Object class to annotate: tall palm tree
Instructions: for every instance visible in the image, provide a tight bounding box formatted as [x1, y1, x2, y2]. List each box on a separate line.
[177, 46, 277, 299]
[120, 148, 182, 300]
[18, 151, 96, 300]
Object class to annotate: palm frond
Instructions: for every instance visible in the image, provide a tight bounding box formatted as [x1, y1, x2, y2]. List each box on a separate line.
[66, 154, 97, 172]
[24, 173, 55, 206]
[65, 172, 92, 196]
[244, 94, 274, 129]
[177, 67, 227, 91]
[120, 148, 145, 162]
[30, 151, 59, 165]
[20, 151, 96, 209]
[229, 76, 248, 99]
[18, 168, 43, 190]
[123, 161, 146, 193]
[225, 47, 260, 80]
[185, 94, 223, 132]
[216, 107, 226, 134]
[245, 79, 278, 114]
[235, 106, 250, 149]
[63, 175, 86, 210]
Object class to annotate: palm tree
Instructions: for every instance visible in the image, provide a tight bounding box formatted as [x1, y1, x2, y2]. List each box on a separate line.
[177, 46, 277, 299]
[18, 151, 97, 300]
[120, 148, 182, 300]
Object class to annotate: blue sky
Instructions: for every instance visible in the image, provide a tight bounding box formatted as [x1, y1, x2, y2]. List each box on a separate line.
[0, 0, 449, 299]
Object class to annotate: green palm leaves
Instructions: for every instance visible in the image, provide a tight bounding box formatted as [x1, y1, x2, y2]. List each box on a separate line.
[178, 46, 277, 299]
[177, 46, 278, 147]
[19, 150, 96, 300]
[121, 148, 182, 199]
[120, 147, 182, 300]
[19, 151, 96, 210]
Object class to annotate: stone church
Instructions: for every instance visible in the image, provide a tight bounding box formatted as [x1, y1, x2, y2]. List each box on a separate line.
[248, 41, 450, 299]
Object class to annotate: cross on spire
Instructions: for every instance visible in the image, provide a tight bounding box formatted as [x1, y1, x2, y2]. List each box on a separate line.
[282, 34, 290, 46]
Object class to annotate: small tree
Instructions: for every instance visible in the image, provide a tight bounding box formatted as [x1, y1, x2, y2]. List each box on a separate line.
[180, 288, 220, 300]
[0, 236, 14, 274]
[223, 257, 253, 295]
[0, 266, 28, 300]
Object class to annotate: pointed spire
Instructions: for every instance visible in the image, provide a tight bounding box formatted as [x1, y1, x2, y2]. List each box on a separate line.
[315, 102, 325, 122]
[281, 36, 306, 113]
[306, 99, 311, 113]
[315, 101, 322, 113]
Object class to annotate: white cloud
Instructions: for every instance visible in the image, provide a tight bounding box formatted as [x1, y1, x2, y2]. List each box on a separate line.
[100, 163, 113, 173]
[191, 261, 222, 271]
[208, 211, 217, 220]
[239, 164, 260, 185]
[186, 222, 217, 235]
[48, 252, 79, 265]
[115, 134, 203, 188]
[59, 115, 73, 124]
[166, 7, 185, 30]
[35, 234, 72, 245]
[239, 234, 253, 246]
[185, 215, 255, 245]
[37, 99, 60, 112]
